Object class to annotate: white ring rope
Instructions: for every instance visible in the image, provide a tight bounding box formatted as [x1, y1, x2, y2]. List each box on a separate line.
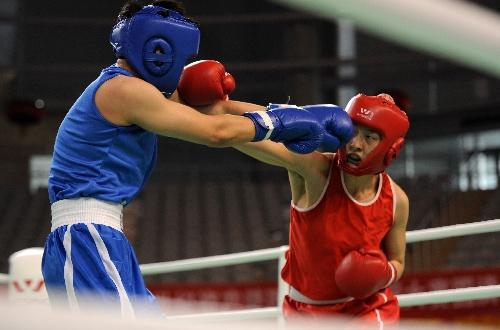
[1, 219, 499, 318]
[167, 307, 280, 321]
[140, 246, 289, 276]
[166, 285, 500, 321]
[397, 284, 500, 307]
[165, 285, 500, 321]
[136, 219, 500, 275]
[406, 218, 500, 243]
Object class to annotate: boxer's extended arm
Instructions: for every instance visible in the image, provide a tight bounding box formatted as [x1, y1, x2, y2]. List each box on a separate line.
[175, 60, 348, 206]
[95, 74, 325, 153]
[209, 100, 333, 208]
[208, 100, 329, 173]
[96, 75, 255, 147]
[176, 60, 353, 154]
[173, 60, 328, 170]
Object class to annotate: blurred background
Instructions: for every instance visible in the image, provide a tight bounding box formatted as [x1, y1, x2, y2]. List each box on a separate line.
[0, 0, 499, 325]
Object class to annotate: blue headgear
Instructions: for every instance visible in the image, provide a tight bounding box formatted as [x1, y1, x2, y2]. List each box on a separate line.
[110, 5, 200, 95]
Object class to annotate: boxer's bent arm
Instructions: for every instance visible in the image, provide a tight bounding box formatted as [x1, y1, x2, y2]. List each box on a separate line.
[96, 75, 257, 147]
[195, 99, 331, 208]
[382, 183, 409, 280]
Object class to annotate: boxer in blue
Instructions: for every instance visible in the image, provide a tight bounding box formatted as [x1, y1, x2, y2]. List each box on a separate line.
[41, 0, 348, 317]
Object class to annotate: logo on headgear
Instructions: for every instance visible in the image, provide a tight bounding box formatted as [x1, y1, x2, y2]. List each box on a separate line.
[358, 108, 374, 120]
[110, 5, 200, 95]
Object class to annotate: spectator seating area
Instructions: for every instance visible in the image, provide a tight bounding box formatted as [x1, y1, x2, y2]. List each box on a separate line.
[0, 171, 498, 284]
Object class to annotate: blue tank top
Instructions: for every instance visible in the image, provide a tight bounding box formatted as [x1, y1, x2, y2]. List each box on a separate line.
[48, 65, 157, 205]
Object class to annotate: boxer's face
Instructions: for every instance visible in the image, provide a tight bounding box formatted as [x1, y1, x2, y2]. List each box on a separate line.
[345, 124, 381, 166]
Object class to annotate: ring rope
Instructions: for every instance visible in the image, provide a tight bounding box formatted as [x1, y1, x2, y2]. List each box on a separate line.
[1, 218, 499, 314]
[166, 284, 500, 321]
[406, 218, 500, 243]
[138, 219, 500, 276]
[0, 219, 499, 281]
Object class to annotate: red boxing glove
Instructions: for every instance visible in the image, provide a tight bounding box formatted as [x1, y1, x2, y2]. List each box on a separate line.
[177, 60, 236, 106]
[335, 249, 397, 299]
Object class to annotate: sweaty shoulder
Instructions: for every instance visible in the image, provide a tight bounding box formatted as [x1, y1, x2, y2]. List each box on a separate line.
[95, 74, 163, 126]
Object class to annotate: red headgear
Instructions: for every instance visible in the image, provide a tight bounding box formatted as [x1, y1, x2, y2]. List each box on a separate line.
[338, 93, 410, 175]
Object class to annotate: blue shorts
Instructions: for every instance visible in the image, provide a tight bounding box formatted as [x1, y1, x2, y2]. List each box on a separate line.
[42, 222, 159, 317]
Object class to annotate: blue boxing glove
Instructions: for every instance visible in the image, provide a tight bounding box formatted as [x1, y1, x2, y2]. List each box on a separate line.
[243, 104, 323, 154]
[302, 104, 354, 152]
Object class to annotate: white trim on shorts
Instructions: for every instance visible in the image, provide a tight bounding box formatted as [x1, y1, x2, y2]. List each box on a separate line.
[289, 286, 354, 305]
[86, 223, 135, 318]
[62, 224, 79, 312]
[375, 308, 384, 329]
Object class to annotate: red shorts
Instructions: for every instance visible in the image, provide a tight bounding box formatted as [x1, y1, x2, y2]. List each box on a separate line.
[283, 288, 399, 329]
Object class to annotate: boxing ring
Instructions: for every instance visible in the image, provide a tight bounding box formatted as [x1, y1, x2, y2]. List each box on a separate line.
[135, 218, 500, 321]
[1, 218, 499, 319]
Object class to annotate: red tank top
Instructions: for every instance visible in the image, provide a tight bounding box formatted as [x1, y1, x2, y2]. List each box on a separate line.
[281, 157, 396, 300]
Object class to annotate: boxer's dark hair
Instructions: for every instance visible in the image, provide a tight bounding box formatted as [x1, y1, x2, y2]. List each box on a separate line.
[117, 0, 186, 22]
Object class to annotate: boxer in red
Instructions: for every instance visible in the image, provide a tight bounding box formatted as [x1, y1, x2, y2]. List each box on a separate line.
[178, 60, 410, 328]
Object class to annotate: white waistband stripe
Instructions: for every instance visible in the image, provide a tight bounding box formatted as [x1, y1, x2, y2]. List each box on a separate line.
[51, 198, 123, 232]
